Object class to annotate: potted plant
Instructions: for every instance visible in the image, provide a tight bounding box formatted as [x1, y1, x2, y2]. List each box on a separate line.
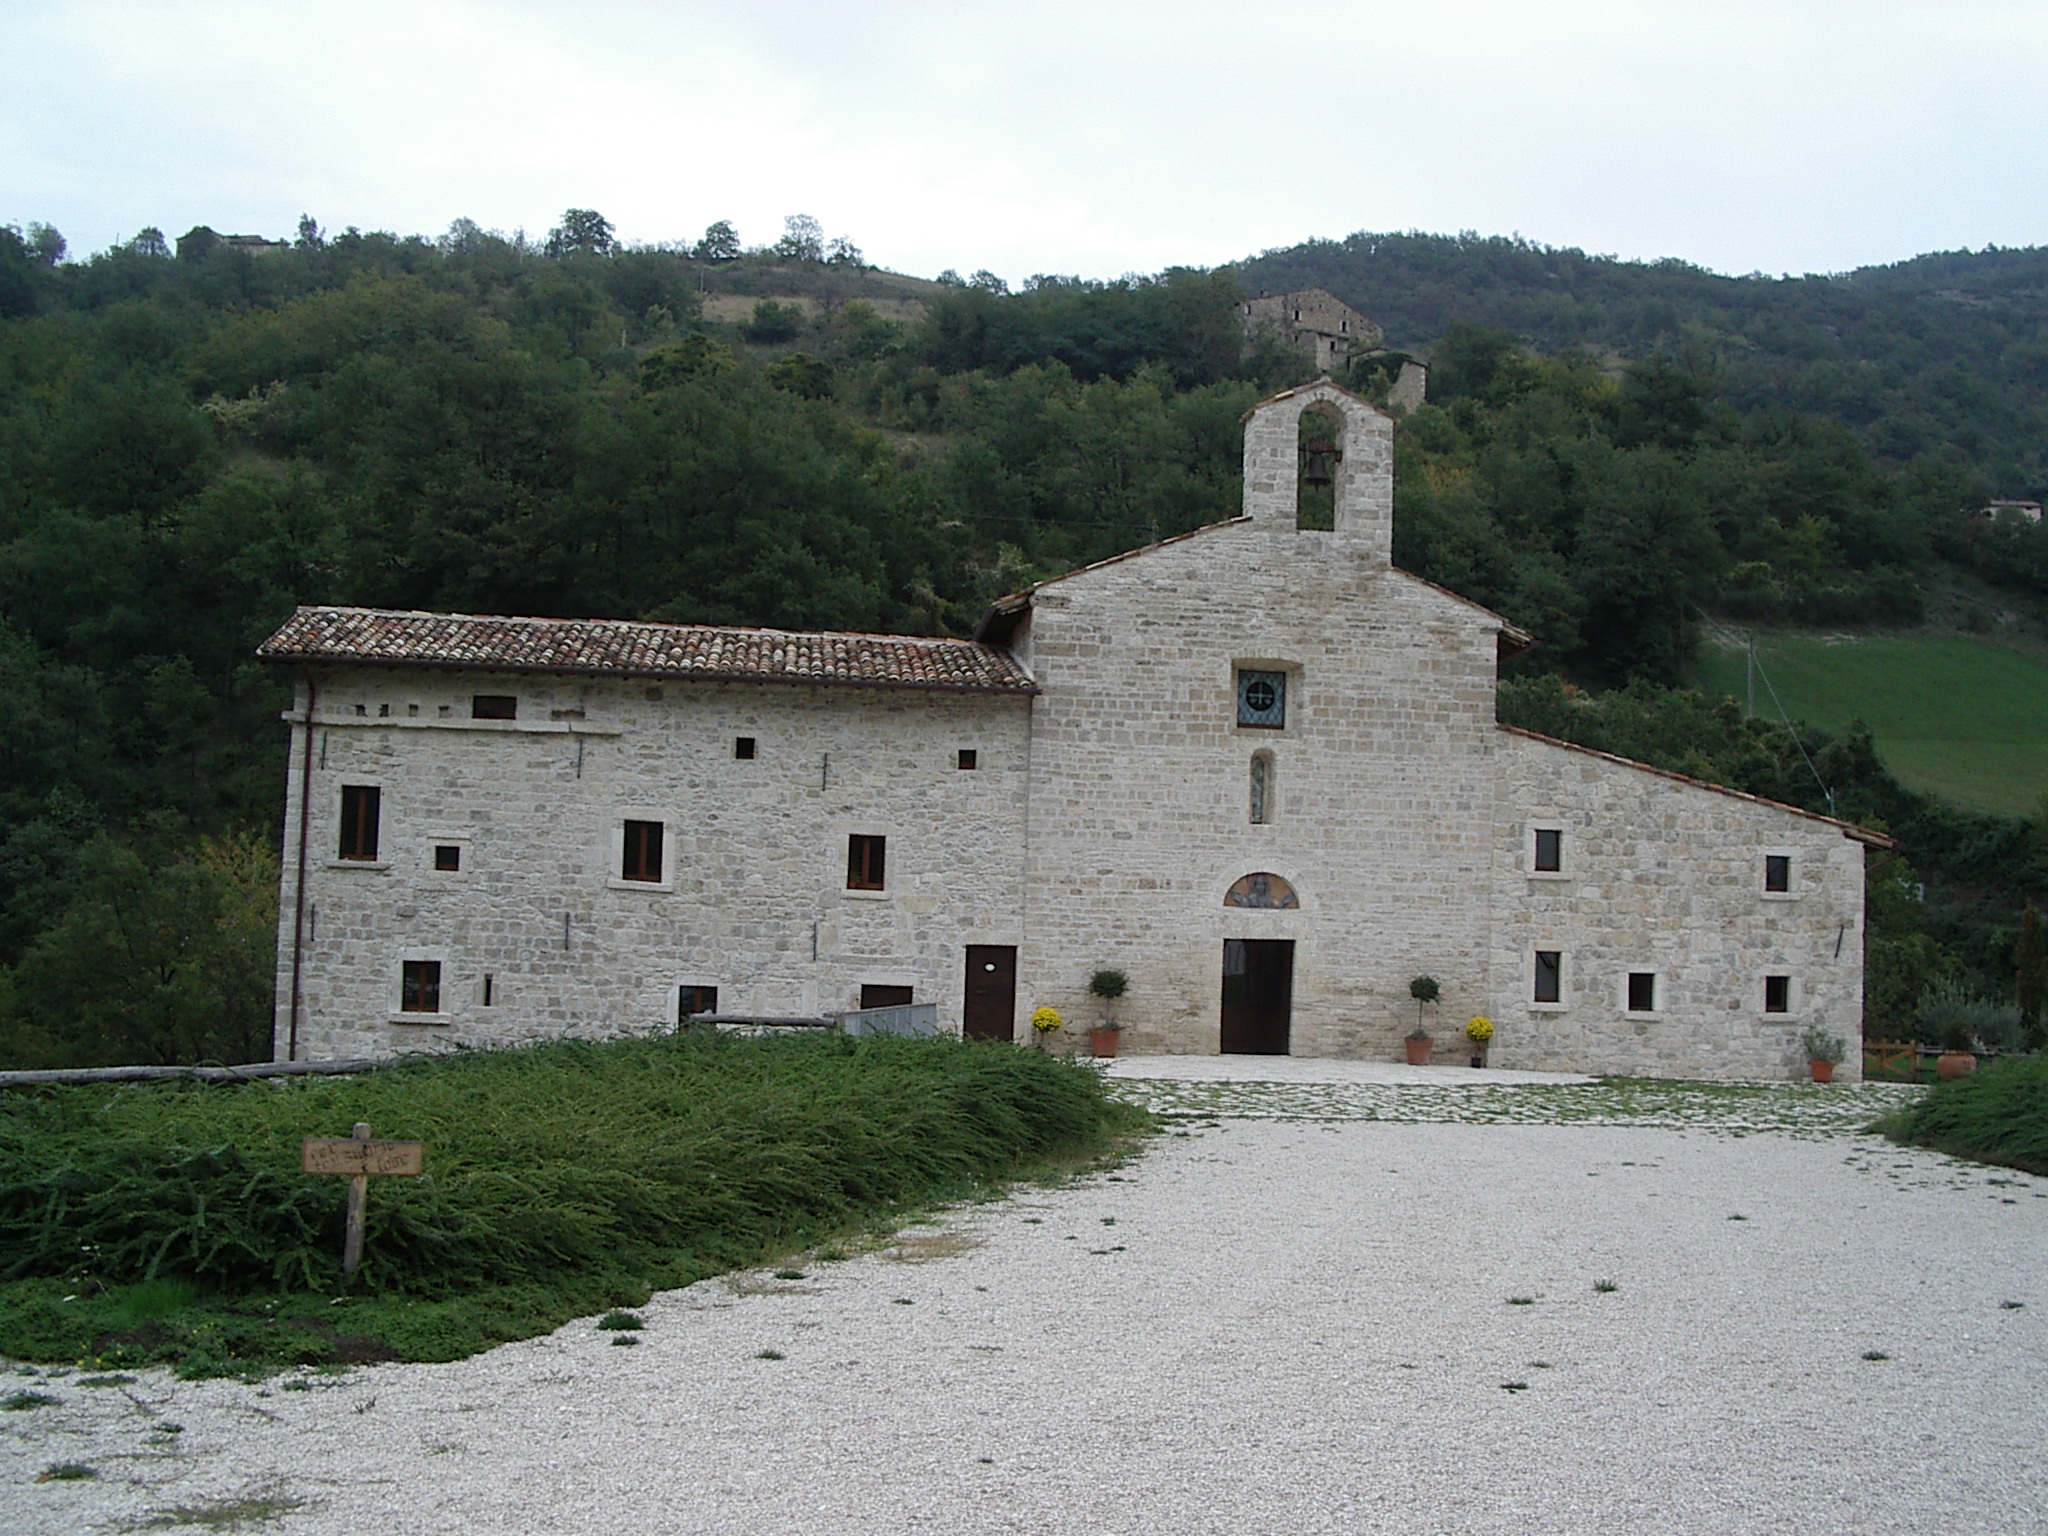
[1465, 1015, 1494, 1068]
[1800, 1026, 1846, 1084]
[1405, 975, 1439, 1065]
[1030, 1005, 1062, 1052]
[1087, 969, 1128, 1058]
[1936, 1018, 1978, 1080]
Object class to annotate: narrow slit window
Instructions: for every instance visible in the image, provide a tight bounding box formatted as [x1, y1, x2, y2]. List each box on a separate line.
[1764, 975, 1791, 1014]
[472, 694, 518, 720]
[339, 785, 381, 861]
[957, 749, 978, 770]
[1534, 950, 1562, 1005]
[622, 820, 664, 883]
[679, 985, 719, 1021]
[1627, 972, 1657, 1013]
[1249, 752, 1273, 824]
[847, 834, 887, 891]
[401, 960, 441, 1013]
[734, 737, 756, 760]
[482, 974, 494, 1007]
[1764, 854, 1791, 893]
[433, 844, 461, 872]
[1533, 828, 1562, 873]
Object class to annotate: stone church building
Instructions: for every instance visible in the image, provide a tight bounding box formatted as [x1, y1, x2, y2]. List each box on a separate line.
[261, 380, 1886, 1080]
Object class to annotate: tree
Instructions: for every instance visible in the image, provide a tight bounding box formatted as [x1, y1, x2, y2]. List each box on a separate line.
[127, 226, 171, 259]
[774, 214, 825, 263]
[546, 208, 615, 259]
[2016, 903, 2045, 1045]
[826, 235, 864, 267]
[744, 299, 805, 345]
[694, 220, 741, 262]
[295, 214, 325, 249]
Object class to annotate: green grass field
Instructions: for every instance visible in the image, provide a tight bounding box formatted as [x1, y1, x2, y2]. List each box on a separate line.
[1693, 633, 2048, 816]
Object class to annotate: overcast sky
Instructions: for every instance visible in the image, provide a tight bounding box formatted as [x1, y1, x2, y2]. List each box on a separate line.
[4, 0, 2044, 282]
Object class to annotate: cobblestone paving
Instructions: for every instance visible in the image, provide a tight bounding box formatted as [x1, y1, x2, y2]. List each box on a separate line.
[1105, 1071, 1927, 1135]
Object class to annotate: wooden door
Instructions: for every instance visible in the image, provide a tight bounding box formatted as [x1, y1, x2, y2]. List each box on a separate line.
[962, 946, 1018, 1042]
[1220, 939, 1293, 1054]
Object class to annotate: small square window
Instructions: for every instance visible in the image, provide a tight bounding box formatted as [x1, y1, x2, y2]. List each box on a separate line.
[1237, 670, 1287, 729]
[1533, 828, 1562, 873]
[433, 844, 461, 872]
[734, 737, 756, 760]
[847, 834, 887, 891]
[679, 985, 719, 1021]
[339, 785, 381, 861]
[957, 749, 978, 770]
[472, 694, 517, 720]
[401, 960, 441, 1013]
[1627, 972, 1657, 1013]
[622, 819, 664, 883]
[1534, 950, 1562, 1004]
[1764, 975, 1791, 1014]
[1764, 854, 1791, 893]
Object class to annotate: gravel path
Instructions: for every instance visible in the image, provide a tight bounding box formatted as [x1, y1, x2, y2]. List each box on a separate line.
[6, 1063, 2044, 1535]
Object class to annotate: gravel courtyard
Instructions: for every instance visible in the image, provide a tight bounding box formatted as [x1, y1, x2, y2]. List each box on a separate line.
[7, 1061, 2045, 1535]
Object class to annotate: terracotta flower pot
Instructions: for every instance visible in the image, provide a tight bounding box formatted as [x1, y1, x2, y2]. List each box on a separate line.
[1937, 1050, 1977, 1080]
[1809, 1059, 1835, 1084]
[1089, 1027, 1120, 1059]
[1404, 1036, 1433, 1066]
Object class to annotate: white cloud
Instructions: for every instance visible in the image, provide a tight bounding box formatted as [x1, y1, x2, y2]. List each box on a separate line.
[3, 0, 2044, 279]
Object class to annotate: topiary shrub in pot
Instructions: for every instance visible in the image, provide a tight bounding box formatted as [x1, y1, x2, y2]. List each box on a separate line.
[1088, 969, 1128, 1058]
[1406, 976, 1439, 1065]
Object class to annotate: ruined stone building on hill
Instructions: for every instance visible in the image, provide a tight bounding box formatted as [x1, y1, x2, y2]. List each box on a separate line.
[260, 380, 1889, 1080]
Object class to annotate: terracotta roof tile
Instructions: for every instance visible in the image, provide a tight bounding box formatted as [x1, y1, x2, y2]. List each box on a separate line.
[258, 607, 1037, 695]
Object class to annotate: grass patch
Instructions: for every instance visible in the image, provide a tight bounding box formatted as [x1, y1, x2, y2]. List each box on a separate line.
[1884, 1053, 2048, 1175]
[0, 1032, 1146, 1376]
[38, 1462, 96, 1481]
[143, 1492, 304, 1528]
[1694, 632, 2048, 815]
[595, 1311, 643, 1331]
[5, 1389, 58, 1409]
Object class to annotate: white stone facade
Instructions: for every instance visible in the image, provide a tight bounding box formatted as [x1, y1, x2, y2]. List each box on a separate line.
[268, 380, 1882, 1080]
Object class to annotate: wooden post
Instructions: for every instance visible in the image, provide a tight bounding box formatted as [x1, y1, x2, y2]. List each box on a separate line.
[342, 1122, 370, 1279]
[302, 1125, 423, 1283]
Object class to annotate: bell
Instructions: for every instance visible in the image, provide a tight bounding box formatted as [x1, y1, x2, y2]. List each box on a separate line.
[1300, 438, 1339, 487]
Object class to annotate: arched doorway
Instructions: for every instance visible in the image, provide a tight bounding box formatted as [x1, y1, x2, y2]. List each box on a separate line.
[1222, 873, 1297, 1055]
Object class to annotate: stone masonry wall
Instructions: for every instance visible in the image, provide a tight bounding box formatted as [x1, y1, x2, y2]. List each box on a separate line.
[1487, 729, 1869, 1081]
[1013, 492, 1506, 1058]
[273, 669, 1030, 1061]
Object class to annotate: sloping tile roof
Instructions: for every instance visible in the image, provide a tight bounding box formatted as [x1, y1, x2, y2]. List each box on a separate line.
[258, 607, 1038, 694]
[1499, 724, 1896, 848]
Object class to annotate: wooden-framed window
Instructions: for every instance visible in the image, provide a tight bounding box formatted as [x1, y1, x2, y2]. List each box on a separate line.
[621, 819, 664, 883]
[472, 694, 517, 720]
[433, 844, 461, 872]
[1534, 950, 1562, 1005]
[679, 985, 719, 1021]
[861, 984, 913, 1009]
[734, 737, 756, 760]
[1764, 854, 1791, 893]
[1764, 974, 1791, 1014]
[339, 785, 381, 861]
[401, 960, 441, 1013]
[847, 834, 887, 891]
[1626, 972, 1657, 1014]
[1534, 828, 1562, 873]
[957, 749, 978, 770]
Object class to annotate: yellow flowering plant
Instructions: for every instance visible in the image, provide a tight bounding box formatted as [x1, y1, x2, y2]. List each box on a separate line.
[1465, 1015, 1495, 1043]
[1030, 1006, 1062, 1034]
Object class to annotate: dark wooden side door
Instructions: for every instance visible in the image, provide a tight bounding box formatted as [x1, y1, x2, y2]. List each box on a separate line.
[1220, 938, 1294, 1055]
[962, 946, 1018, 1042]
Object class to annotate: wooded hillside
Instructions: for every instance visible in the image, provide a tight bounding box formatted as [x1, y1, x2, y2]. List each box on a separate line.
[2, 211, 2043, 1065]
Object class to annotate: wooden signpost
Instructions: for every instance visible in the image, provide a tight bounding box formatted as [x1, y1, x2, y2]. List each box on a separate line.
[301, 1122, 424, 1278]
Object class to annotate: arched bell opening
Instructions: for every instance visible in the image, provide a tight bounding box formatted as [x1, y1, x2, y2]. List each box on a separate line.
[1295, 401, 1343, 531]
